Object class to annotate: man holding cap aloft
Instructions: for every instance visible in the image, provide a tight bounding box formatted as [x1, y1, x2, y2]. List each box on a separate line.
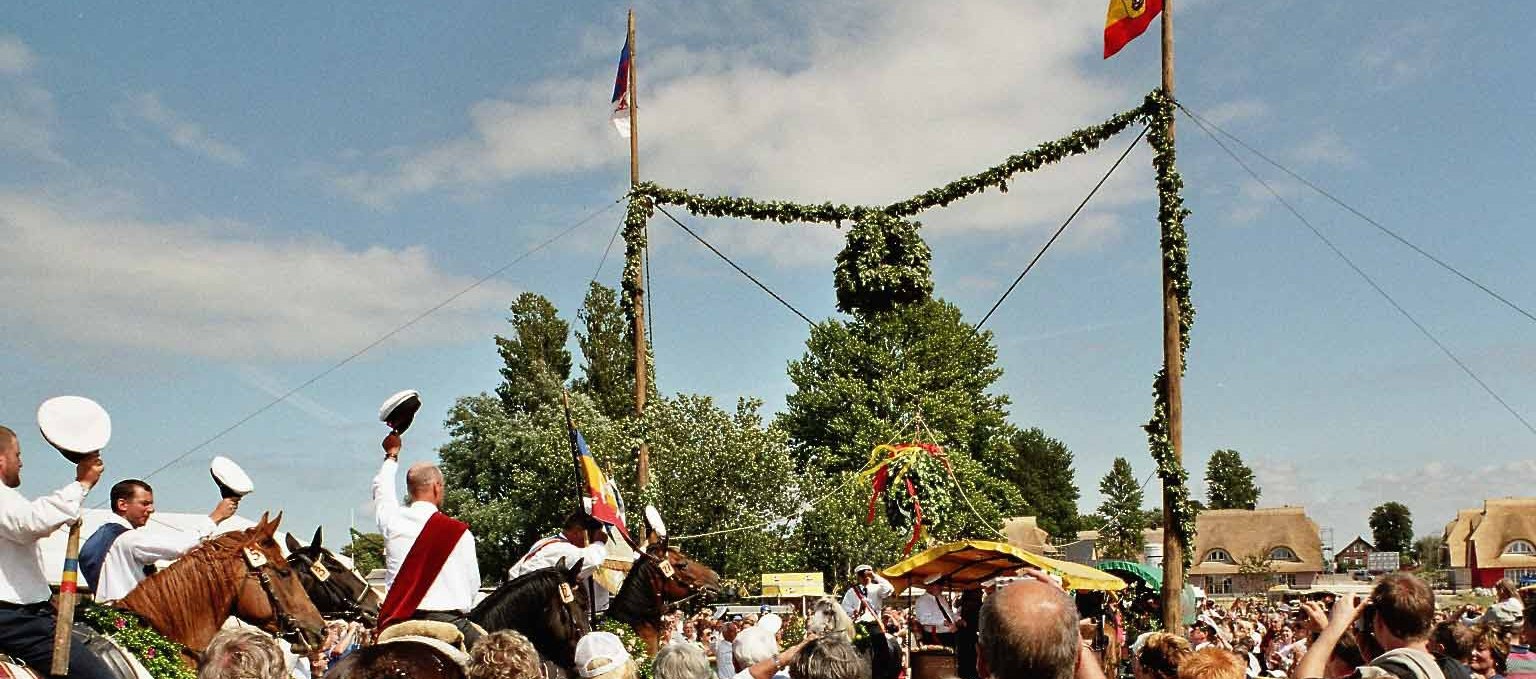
[841, 564, 894, 623]
[0, 424, 113, 679]
[80, 478, 238, 601]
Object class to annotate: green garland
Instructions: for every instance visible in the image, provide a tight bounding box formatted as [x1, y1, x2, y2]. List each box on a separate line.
[618, 88, 1196, 565]
[1140, 89, 1197, 569]
[833, 214, 933, 314]
[79, 602, 196, 679]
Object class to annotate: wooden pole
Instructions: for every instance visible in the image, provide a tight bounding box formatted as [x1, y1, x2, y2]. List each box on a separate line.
[626, 8, 651, 491]
[51, 519, 83, 676]
[1158, 0, 1187, 634]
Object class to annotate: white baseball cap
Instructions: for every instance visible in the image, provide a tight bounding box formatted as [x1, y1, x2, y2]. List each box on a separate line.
[855, 564, 874, 574]
[575, 632, 630, 678]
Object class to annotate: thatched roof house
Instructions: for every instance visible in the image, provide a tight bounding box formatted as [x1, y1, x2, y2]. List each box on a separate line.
[1188, 507, 1324, 594]
[1442, 497, 1536, 588]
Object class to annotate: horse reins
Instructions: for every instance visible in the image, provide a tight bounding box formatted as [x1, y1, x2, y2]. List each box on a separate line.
[236, 547, 313, 652]
[288, 552, 375, 624]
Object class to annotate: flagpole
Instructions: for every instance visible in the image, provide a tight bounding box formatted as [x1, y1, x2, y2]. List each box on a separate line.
[1157, 0, 1187, 634]
[625, 7, 652, 493]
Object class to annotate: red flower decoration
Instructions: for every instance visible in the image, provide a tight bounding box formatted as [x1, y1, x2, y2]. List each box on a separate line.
[114, 618, 128, 630]
[144, 647, 156, 658]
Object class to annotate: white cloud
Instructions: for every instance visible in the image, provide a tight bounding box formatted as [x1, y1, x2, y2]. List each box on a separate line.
[118, 93, 248, 166]
[0, 191, 520, 361]
[0, 37, 63, 164]
[1356, 21, 1441, 89]
[1199, 99, 1267, 127]
[1291, 130, 1357, 166]
[0, 35, 36, 75]
[234, 366, 349, 426]
[326, 0, 1154, 242]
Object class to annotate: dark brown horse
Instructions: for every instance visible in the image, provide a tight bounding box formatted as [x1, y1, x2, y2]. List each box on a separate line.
[326, 561, 591, 679]
[606, 539, 720, 654]
[285, 527, 382, 627]
[119, 512, 326, 666]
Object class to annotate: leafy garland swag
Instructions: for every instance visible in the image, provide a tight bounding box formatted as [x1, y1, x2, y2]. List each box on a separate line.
[80, 603, 196, 679]
[620, 89, 1196, 565]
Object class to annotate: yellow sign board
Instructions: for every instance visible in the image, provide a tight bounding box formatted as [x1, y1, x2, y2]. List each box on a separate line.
[760, 572, 826, 597]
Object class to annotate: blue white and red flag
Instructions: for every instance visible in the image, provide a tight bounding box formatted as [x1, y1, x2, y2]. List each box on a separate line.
[610, 33, 633, 138]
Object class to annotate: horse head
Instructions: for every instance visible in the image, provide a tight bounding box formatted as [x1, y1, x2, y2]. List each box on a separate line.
[645, 543, 721, 601]
[285, 526, 382, 627]
[232, 513, 327, 651]
[468, 558, 591, 671]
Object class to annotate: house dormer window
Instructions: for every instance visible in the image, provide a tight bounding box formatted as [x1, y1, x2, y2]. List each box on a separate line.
[1204, 548, 1233, 564]
[1269, 546, 1300, 561]
[1505, 539, 1535, 555]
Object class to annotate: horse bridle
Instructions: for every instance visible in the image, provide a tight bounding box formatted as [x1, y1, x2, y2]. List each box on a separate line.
[287, 551, 376, 624]
[236, 546, 312, 652]
[638, 549, 707, 611]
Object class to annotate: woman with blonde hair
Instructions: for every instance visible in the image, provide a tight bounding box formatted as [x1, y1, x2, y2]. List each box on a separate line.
[1134, 632, 1193, 679]
[468, 630, 543, 679]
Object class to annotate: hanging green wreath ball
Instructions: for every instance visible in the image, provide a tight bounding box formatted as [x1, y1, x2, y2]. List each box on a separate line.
[834, 213, 934, 315]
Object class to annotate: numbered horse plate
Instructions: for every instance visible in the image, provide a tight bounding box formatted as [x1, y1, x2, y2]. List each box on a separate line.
[558, 582, 575, 603]
[659, 561, 675, 578]
[243, 547, 268, 568]
[310, 562, 331, 582]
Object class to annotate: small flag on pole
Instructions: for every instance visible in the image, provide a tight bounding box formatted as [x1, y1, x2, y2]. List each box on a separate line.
[570, 424, 631, 540]
[610, 32, 633, 138]
[1104, 0, 1164, 59]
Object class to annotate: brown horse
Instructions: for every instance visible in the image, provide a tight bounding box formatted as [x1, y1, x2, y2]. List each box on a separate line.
[119, 512, 326, 666]
[606, 539, 721, 654]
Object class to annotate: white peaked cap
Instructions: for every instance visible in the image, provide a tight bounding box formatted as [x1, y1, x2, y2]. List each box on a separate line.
[37, 396, 111, 456]
[210, 456, 255, 496]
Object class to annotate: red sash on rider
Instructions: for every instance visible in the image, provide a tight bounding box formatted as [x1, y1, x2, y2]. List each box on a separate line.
[376, 511, 469, 633]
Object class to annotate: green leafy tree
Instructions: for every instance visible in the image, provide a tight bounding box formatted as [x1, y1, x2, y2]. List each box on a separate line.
[1237, 554, 1277, 593]
[1097, 458, 1146, 560]
[636, 395, 804, 583]
[781, 299, 1010, 474]
[1369, 502, 1414, 555]
[574, 282, 634, 422]
[1204, 449, 1261, 510]
[341, 531, 385, 576]
[438, 392, 628, 582]
[983, 427, 1081, 537]
[1412, 534, 1444, 569]
[780, 297, 1023, 577]
[494, 293, 573, 416]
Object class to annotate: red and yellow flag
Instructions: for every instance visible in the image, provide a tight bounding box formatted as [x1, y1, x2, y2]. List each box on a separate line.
[1104, 0, 1164, 59]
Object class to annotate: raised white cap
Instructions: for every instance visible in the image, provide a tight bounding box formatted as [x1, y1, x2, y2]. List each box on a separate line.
[37, 396, 111, 458]
[210, 456, 255, 497]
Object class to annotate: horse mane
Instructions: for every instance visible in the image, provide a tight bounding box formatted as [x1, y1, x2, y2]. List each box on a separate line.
[117, 526, 272, 652]
[469, 566, 571, 629]
[606, 554, 662, 626]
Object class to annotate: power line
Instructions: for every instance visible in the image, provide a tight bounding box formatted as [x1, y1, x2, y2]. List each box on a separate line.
[117, 198, 624, 497]
[974, 126, 1149, 330]
[1182, 113, 1536, 438]
[1177, 103, 1536, 328]
[590, 218, 626, 284]
[654, 205, 815, 326]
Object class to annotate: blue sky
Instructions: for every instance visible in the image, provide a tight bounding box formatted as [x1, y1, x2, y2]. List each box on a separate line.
[2, 1, 1532, 560]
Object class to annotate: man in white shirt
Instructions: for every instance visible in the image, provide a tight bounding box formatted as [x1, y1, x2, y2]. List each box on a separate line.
[373, 431, 482, 645]
[841, 564, 894, 623]
[915, 584, 960, 646]
[0, 424, 114, 679]
[507, 510, 611, 613]
[83, 479, 237, 601]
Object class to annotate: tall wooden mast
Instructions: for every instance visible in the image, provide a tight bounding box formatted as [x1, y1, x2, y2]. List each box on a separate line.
[626, 9, 651, 490]
[1158, 0, 1187, 633]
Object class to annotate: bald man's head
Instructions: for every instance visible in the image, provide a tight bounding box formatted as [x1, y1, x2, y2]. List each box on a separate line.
[405, 462, 445, 505]
[978, 580, 1080, 679]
